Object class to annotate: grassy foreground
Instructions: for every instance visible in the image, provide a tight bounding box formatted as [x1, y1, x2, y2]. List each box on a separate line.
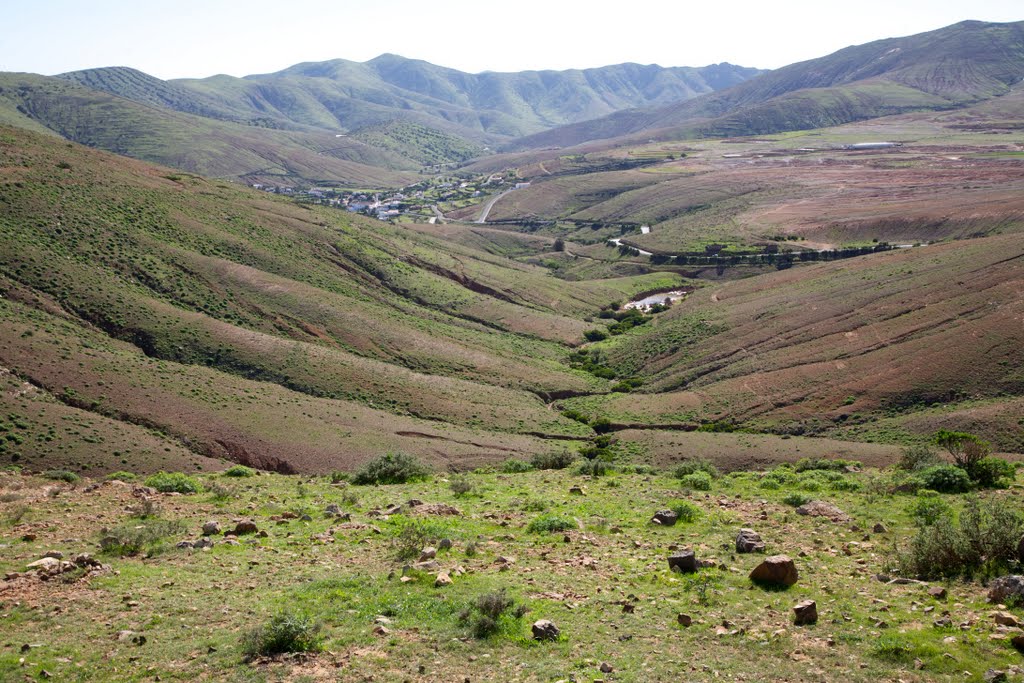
[2, 459, 1023, 682]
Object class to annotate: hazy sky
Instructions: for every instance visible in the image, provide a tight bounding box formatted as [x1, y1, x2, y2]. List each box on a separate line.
[3, 0, 1022, 79]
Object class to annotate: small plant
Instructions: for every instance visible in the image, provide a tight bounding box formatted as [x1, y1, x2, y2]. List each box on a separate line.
[391, 517, 451, 561]
[530, 450, 575, 471]
[459, 589, 528, 639]
[144, 471, 202, 494]
[4, 504, 30, 526]
[207, 482, 237, 501]
[914, 465, 971, 494]
[353, 452, 430, 485]
[897, 444, 940, 471]
[670, 500, 702, 523]
[99, 519, 186, 557]
[520, 499, 548, 512]
[129, 497, 162, 519]
[223, 465, 256, 478]
[526, 514, 575, 534]
[329, 470, 349, 484]
[501, 459, 533, 473]
[782, 492, 813, 507]
[576, 459, 610, 477]
[105, 471, 137, 482]
[242, 610, 324, 659]
[679, 471, 713, 491]
[449, 475, 473, 497]
[907, 490, 950, 527]
[682, 570, 721, 606]
[590, 417, 613, 434]
[794, 457, 859, 472]
[42, 469, 80, 484]
[673, 458, 719, 479]
[870, 634, 913, 662]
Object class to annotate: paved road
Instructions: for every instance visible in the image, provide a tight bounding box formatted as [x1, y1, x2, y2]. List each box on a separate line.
[476, 189, 514, 224]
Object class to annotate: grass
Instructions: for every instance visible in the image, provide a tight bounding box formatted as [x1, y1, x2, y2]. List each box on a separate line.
[1, 464, 1022, 681]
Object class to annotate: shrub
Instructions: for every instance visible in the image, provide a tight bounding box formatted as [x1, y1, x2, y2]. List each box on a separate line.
[914, 465, 972, 494]
[42, 469, 80, 484]
[782, 492, 813, 507]
[583, 329, 608, 342]
[352, 452, 430, 485]
[897, 444, 941, 471]
[576, 459, 610, 477]
[673, 458, 719, 479]
[449, 476, 473, 497]
[459, 589, 528, 639]
[207, 482, 237, 501]
[679, 471, 712, 491]
[934, 430, 990, 478]
[501, 459, 534, 473]
[144, 471, 202, 494]
[99, 519, 186, 557]
[526, 514, 575, 534]
[670, 500, 702, 523]
[794, 457, 860, 472]
[105, 471, 137, 482]
[591, 417, 613, 434]
[391, 517, 452, 561]
[328, 470, 349, 484]
[242, 611, 324, 659]
[971, 457, 1015, 488]
[907, 490, 951, 527]
[561, 409, 590, 424]
[531, 450, 575, 471]
[223, 465, 256, 478]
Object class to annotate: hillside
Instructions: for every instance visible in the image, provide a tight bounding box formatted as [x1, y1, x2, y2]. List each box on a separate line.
[509, 20, 1024, 149]
[0, 73, 419, 187]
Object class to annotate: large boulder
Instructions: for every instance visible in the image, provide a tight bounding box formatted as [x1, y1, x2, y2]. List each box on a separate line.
[532, 619, 560, 641]
[795, 501, 850, 523]
[651, 510, 679, 526]
[988, 575, 1024, 604]
[750, 555, 799, 587]
[736, 528, 766, 553]
[667, 550, 699, 574]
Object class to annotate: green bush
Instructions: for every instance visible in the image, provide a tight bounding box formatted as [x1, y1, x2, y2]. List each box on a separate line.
[144, 471, 202, 494]
[223, 465, 256, 478]
[794, 457, 860, 472]
[583, 329, 608, 342]
[590, 417, 613, 434]
[782, 492, 813, 507]
[897, 444, 941, 471]
[673, 458, 720, 479]
[449, 476, 473, 497]
[42, 469, 80, 484]
[576, 459, 611, 477]
[352, 452, 430, 485]
[527, 514, 576, 534]
[500, 459, 534, 473]
[242, 611, 324, 659]
[391, 517, 454, 561]
[105, 471, 137, 482]
[679, 471, 712, 491]
[670, 500, 702, 523]
[531, 450, 575, 471]
[99, 519, 186, 557]
[914, 465, 972, 494]
[907, 490, 951, 527]
[458, 589, 528, 639]
[971, 457, 1015, 488]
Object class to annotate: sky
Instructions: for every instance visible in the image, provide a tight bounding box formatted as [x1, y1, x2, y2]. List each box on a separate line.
[3, 0, 1022, 79]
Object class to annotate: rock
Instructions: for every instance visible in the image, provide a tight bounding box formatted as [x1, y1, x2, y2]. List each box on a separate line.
[873, 523, 888, 534]
[750, 555, 799, 587]
[735, 528, 766, 553]
[324, 503, 341, 517]
[439, 538, 453, 551]
[232, 521, 258, 535]
[26, 557, 61, 571]
[176, 540, 195, 549]
[201, 521, 221, 536]
[532, 619, 560, 641]
[667, 550, 699, 574]
[43, 551, 63, 560]
[795, 501, 850, 523]
[600, 663, 614, 674]
[993, 611, 1021, 627]
[406, 499, 423, 508]
[1018, 534, 1024, 563]
[793, 600, 818, 625]
[988, 576, 1024, 604]
[412, 560, 440, 572]
[21, 533, 36, 542]
[984, 670, 1007, 683]
[419, 547, 437, 562]
[651, 510, 678, 526]
[677, 613, 692, 627]
[434, 572, 453, 587]
[568, 486, 585, 496]
[1012, 634, 1024, 652]
[193, 537, 214, 549]
[927, 586, 947, 600]
[300, 514, 312, 522]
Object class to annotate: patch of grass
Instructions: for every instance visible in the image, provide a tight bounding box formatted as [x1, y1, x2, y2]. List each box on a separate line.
[526, 514, 576, 534]
[99, 518, 186, 557]
[501, 459, 534, 473]
[242, 610, 324, 660]
[223, 465, 256, 477]
[458, 589, 528, 639]
[144, 471, 202, 494]
[105, 471, 137, 482]
[42, 469, 80, 483]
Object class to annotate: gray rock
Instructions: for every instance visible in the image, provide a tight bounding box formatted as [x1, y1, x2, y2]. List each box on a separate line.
[419, 547, 437, 562]
[651, 509, 678, 526]
[532, 619, 560, 641]
[928, 585, 947, 599]
[438, 538, 453, 551]
[667, 550, 698, 574]
[324, 503, 342, 517]
[873, 523, 888, 534]
[793, 599, 818, 625]
[795, 501, 850, 523]
[987, 575, 1024, 604]
[193, 537, 214, 549]
[201, 521, 221, 536]
[984, 670, 1007, 683]
[750, 555, 799, 587]
[735, 528, 766, 553]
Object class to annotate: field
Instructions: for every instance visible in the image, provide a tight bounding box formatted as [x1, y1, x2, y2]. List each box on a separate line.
[2, 459, 1023, 682]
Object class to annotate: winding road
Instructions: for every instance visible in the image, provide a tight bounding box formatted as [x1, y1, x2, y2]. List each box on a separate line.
[476, 189, 514, 224]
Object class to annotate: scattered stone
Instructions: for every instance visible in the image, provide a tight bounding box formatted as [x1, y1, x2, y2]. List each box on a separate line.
[406, 499, 423, 508]
[750, 555, 799, 587]
[736, 528, 766, 553]
[988, 576, 1024, 604]
[412, 560, 440, 572]
[793, 600, 818, 626]
[568, 486, 585, 496]
[373, 625, 390, 636]
[677, 613, 692, 627]
[667, 550, 698, 574]
[795, 501, 850, 523]
[300, 514, 313, 522]
[419, 547, 437, 562]
[232, 521, 258, 536]
[201, 521, 221, 536]
[434, 572, 453, 588]
[324, 503, 341, 517]
[928, 586, 947, 600]
[651, 510, 678, 526]
[532, 620, 560, 641]
[21, 533, 36, 542]
[439, 538, 453, 551]
[984, 670, 1007, 683]
[873, 523, 888, 534]
[993, 611, 1021, 628]
[42, 550, 63, 560]
[26, 557, 61, 571]
[193, 537, 214, 549]
[600, 663, 614, 674]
